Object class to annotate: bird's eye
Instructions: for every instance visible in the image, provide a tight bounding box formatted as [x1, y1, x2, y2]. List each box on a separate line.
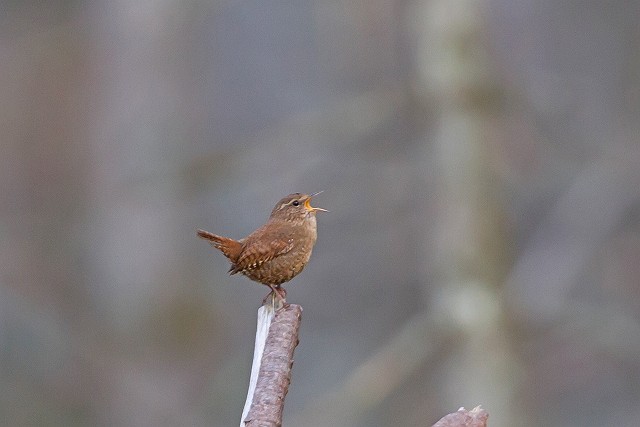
[292, 200, 300, 206]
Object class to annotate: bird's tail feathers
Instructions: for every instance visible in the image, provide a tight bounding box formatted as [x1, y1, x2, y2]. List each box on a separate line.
[197, 229, 243, 262]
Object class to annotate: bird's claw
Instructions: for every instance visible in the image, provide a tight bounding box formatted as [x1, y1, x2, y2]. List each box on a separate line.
[263, 286, 287, 310]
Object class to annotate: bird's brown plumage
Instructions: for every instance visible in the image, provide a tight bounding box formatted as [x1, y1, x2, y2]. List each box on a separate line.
[197, 193, 326, 297]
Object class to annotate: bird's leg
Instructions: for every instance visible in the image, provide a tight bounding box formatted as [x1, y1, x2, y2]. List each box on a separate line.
[262, 284, 287, 310]
[274, 285, 287, 302]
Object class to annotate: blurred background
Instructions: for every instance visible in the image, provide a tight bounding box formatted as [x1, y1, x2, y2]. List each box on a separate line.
[2, 0, 640, 426]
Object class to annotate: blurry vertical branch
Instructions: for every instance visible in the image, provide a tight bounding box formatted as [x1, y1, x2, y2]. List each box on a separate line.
[241, 304, 302, 427]
[417, 0, 518, 424]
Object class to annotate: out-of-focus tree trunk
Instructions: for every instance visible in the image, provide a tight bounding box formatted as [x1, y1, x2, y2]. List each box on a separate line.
[414, 1, 520, 426]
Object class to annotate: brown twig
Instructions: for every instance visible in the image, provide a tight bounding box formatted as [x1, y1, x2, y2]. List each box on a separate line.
[432, 406, 489, 427]
[244, 304, 302, 427]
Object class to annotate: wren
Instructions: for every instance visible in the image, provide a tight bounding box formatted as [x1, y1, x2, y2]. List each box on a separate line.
[197, 192, 326, 302]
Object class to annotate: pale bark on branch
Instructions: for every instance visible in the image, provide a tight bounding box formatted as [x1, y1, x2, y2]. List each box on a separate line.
[244, 304, 302, 427]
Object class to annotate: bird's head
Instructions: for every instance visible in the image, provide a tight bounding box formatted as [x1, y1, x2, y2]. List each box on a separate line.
[270, 192, 328, 222]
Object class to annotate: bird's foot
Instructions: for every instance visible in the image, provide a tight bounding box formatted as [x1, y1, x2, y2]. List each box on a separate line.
[263, 285, 287, 311]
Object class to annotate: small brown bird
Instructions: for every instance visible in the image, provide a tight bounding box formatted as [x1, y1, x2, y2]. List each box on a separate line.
[197, 192, 326, 302]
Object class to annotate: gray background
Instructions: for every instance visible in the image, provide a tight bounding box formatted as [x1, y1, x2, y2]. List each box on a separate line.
[2, 0, 640, 426]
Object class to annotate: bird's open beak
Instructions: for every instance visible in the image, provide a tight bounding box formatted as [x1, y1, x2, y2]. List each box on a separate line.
[304, 192, 328, 213]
